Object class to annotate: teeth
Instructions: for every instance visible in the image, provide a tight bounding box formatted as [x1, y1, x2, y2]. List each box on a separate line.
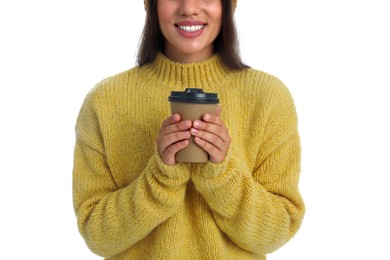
[178, 25, 205, 32]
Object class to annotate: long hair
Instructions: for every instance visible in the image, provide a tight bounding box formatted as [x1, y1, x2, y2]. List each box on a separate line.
[137, 0, 248, 70]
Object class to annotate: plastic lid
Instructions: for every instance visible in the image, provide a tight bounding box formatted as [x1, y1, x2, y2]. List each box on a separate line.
[168, 88, 219, 104]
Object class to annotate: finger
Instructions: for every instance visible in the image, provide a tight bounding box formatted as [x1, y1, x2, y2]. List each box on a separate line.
[215, 105, 222, 117]
[157, 115, 191, 157]
[202, 113, 226, 129]
[161, 113, 180, 128]
[161, 119, 192, 136]
[193, 137, 225, 164]
[162, 140, 189, 165]
[159, 129, 191, 154]
[190, 128, 224, 151]
[192, 118, 229, 143]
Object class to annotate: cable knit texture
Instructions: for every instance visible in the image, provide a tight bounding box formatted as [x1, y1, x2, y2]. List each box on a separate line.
[73, 53, 305, 259]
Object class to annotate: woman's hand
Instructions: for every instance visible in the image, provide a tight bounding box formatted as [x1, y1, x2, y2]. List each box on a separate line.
[190, 106, 231, 164]
[156, 113, 192, 165]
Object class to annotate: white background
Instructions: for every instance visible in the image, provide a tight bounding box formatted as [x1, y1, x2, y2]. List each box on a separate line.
[1, 0, 389, 259]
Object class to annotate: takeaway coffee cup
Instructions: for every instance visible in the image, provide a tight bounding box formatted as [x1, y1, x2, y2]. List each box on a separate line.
[168, 88, 219, 162]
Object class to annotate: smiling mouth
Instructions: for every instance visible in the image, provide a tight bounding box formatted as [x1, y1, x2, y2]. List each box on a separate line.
[176, 24, 206, 32]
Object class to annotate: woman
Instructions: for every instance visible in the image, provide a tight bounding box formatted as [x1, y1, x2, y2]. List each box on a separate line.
[73, 0, 305, 259]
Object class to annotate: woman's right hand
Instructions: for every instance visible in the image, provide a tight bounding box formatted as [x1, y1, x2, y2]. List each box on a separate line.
[156, 113, 192, 165]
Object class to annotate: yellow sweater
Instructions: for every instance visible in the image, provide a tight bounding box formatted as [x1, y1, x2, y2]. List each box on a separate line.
[73, 53, 305, 259]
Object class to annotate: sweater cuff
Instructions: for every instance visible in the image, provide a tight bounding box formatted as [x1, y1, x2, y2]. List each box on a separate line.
[152, 147, 191, 185]
[191, 146, 235, 192]
[193, 145, 233, 179]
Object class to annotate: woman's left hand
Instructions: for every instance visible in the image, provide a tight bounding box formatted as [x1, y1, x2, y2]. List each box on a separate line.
[190, 106, 231, 164]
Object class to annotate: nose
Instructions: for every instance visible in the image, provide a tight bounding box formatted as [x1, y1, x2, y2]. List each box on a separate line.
[179, 0, 201, 16]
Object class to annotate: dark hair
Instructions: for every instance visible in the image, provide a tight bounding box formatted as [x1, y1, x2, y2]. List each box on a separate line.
[137, 0, 248, 70]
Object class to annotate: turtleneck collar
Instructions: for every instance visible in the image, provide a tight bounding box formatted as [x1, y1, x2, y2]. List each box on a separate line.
[145, 52, 232, 90]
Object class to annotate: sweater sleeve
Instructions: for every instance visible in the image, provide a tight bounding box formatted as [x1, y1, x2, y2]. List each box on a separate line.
[72, 92, 190, 257]
[191, 82, 305, 254]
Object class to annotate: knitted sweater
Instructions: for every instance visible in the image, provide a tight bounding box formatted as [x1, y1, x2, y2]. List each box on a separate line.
[73, 53, 305, 259]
